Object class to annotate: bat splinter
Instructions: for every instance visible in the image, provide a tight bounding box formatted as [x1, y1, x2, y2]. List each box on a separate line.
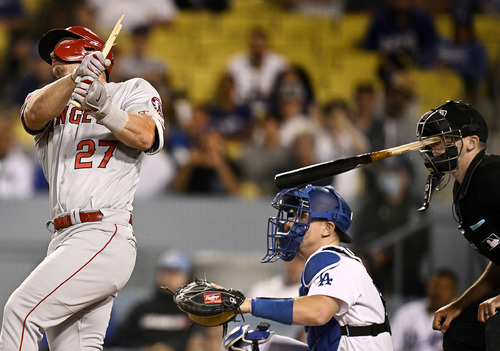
[274, 136, 442, 190]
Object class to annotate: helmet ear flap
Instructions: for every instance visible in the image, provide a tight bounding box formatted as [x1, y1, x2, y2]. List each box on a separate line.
[309, 186, 353, 243]
[53, 38, 93, 63]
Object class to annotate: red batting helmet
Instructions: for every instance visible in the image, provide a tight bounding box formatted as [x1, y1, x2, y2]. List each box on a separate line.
[38, 26, 114, 81]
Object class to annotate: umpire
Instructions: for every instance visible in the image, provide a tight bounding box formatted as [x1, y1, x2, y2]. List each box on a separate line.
[416, 100, 500, 350]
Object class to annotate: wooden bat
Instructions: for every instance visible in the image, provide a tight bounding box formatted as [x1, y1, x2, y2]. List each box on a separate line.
[70, 14, 125, 108]
[274, 136, 441, 190]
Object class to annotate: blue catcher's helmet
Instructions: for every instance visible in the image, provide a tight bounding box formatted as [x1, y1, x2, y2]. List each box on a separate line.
[262, 185, 353, 263]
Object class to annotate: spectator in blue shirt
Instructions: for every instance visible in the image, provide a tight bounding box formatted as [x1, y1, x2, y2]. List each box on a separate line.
[437, 17, 489, 105]
[361, 0, 439, 71]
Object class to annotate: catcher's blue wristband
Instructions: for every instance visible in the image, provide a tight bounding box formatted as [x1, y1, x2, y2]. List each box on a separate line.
[251, 298, 294, 325]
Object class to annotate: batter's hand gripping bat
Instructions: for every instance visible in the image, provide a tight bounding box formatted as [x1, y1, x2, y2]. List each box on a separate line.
[70, 14, 125, 108]
[274, 136, 441, 190]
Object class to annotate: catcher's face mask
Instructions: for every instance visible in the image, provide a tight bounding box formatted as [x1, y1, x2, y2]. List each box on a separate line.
[415, 102, 467, 211]
[263, 190, 309, 263]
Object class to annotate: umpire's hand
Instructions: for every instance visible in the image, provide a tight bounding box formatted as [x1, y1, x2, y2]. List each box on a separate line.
[478, 295, 500, 323]
[433, 301, 464, 333]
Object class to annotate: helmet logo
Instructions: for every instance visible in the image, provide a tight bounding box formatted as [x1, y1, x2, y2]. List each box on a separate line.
[437, 109, 448, 117]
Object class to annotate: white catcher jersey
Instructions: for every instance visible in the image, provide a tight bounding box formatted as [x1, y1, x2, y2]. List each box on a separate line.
[303, 245, 393, 351]
[21, 78, 165, 219]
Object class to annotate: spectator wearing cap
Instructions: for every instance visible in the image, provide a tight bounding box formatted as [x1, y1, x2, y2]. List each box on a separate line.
[108, 250, 195, 351]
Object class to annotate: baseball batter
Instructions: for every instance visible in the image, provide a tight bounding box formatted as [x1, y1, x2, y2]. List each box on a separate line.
[238, 185, 393, 351]
[0, 26, 164, 350]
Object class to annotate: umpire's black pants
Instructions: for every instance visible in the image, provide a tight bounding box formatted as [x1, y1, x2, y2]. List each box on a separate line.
[443, 290, 500, 351]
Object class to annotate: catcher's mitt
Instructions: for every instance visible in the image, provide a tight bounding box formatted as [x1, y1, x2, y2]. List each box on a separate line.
[172, 279, 246, 327]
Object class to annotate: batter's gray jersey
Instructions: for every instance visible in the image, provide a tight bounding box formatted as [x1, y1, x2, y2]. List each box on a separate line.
[22, 77, 165, 219]
[0, 77, 165, 351]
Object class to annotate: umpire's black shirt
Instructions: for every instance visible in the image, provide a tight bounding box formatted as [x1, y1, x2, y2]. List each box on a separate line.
[453, 150, 500, 265]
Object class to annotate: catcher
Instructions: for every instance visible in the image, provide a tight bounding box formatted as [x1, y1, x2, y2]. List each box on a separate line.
[174, 185, 393, 351]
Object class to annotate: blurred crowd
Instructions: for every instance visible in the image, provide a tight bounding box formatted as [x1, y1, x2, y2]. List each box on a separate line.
[1, 0, 500, 319]
[1, 0, 499, 201]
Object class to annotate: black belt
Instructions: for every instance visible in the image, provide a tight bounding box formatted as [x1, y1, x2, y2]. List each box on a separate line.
[340, 318, 391, 337]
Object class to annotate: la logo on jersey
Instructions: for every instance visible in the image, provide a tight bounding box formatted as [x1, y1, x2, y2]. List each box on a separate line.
[204, 292, 222, 304]
[318, 272, 333, 286]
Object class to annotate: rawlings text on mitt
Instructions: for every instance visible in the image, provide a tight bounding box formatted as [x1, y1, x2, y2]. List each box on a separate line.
[172, 279, 246, 327]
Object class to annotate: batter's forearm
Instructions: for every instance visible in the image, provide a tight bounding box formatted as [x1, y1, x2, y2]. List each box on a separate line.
[114, 112, 156, 150]
[24, 74, 75, 130]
